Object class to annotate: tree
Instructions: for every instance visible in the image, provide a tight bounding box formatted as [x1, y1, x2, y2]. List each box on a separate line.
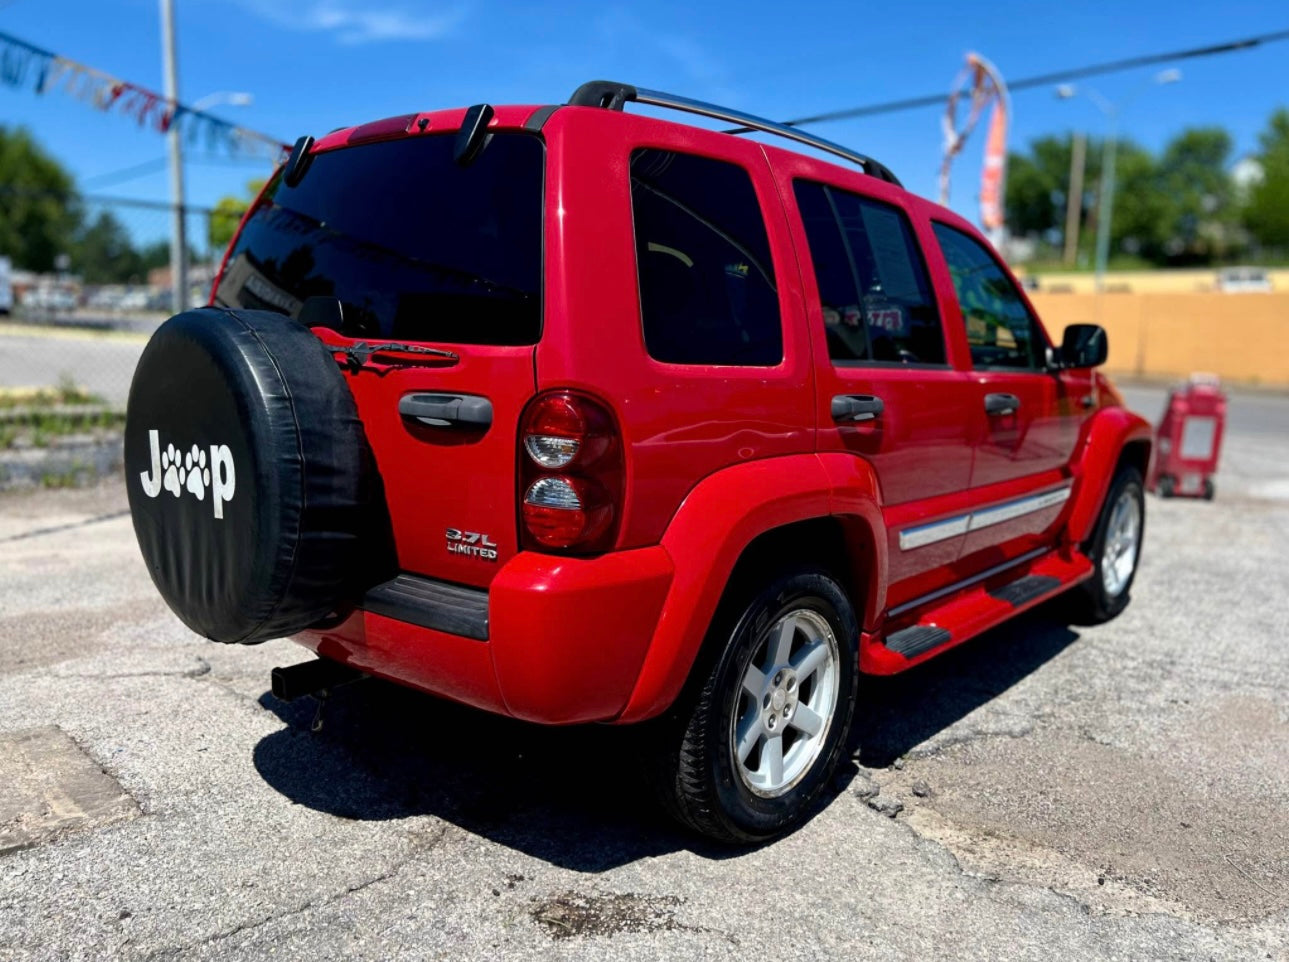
[1005, 134, 1108, 263]
[208, 178, 266, 251]
[1155, 127, 1236, 262]
[0, 126, 80, 272]
[1106, 139, 1172, 262]
[73, 211, 144, 284]
[1244, 108, 1289, 250]
[1005, 135, 1078, 243]
[1005, 128, 1247, 266]
[138, 240, 173, 273]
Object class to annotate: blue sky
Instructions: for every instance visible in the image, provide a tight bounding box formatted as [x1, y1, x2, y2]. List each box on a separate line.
[2, 0, 1287, 249]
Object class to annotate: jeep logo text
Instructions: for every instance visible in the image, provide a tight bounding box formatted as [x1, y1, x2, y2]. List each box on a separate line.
[139, 429, 237, 519]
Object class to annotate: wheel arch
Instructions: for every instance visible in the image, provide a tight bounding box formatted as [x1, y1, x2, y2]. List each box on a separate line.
[1067, 406, 1154, 546]
[616, 453, 884, 724]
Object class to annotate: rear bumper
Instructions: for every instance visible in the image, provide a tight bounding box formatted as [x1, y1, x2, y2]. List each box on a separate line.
[294, 546, 674, 725]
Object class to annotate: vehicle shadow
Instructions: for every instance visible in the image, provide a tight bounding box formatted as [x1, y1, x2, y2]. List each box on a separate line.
[849, 605, 1081, 768]
[252, 604, 1080, 870]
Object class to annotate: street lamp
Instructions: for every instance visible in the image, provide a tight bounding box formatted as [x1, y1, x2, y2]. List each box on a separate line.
[1057, 69, 1181, 291]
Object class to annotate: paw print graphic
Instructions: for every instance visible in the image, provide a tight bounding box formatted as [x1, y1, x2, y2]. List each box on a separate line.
[184, 445, 211, 500]
[161, 443, 182, 497]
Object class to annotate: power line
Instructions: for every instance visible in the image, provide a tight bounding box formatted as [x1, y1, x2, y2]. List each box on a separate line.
[729, 27, 1289, 132]
[0, 184, 222, 215]
[82, 154, 271, 191]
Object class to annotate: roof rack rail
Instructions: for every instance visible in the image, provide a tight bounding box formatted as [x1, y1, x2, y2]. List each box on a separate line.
[567, 80, 902, 188]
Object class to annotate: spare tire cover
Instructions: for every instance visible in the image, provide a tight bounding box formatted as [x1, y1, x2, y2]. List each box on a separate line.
[125, 307, 368, 644]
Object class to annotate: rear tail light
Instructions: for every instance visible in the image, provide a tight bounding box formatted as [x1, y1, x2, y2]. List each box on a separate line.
[519, 391, 622, 553]
[522, 476, 614, 548]
[524, 435, 580, 469]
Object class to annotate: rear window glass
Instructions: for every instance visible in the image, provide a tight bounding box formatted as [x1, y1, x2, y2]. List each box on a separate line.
[215, 132, 543, 345]
[631, 148, 782, 366]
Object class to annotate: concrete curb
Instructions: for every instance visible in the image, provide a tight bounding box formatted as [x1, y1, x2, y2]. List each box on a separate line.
[0, 433, 124, 490]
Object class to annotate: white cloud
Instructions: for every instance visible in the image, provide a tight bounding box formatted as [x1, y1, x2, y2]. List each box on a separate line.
[234, 1, 467, 45]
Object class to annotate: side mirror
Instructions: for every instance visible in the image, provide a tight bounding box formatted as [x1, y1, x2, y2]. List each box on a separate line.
[1057, 323, 1108, 369]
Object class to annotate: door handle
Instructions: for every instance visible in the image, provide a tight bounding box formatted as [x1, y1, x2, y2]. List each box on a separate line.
[984, 393, 1020, 416]
[831, 394, 884, 422]
[399, 393, 493, 429]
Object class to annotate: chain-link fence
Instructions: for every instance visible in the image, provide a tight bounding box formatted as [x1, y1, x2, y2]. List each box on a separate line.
[0, 191, 245, 486]
[1, 191, 242, 410]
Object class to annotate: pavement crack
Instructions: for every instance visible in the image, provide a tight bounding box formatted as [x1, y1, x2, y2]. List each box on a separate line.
[0, 510, 130, 543]
[50, 664, 211, 681]
[142, 823, 447, 959]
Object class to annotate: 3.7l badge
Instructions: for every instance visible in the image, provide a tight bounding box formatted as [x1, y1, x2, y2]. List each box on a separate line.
[445, 528, 498, 561]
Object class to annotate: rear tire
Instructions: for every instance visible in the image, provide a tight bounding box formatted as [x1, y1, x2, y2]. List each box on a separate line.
[1157, 475, 1174, 498]
[1068, 466, 1145, 625]
[647, 567, 859, 843]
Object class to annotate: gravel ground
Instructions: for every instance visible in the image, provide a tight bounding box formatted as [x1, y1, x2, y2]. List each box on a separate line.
[0, 385, 1286, 961]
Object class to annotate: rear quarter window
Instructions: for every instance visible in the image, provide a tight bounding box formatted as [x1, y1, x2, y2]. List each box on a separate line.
[215, 132, 544, 345]
[630, 148, 783, 366]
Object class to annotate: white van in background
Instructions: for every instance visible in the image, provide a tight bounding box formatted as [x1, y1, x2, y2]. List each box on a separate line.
[1216, 266, 1273, 293]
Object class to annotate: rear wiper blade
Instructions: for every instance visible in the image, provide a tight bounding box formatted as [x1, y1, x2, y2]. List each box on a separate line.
[331, 340, 459, 372]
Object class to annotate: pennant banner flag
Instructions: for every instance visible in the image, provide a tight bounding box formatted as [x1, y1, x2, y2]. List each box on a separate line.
[939, 52, 1011, 245]
[0, 29, 288, 161]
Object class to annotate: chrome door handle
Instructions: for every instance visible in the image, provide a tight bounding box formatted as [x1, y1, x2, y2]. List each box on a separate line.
[831, 394, 884, 422]
[984, 393, 1020, 416]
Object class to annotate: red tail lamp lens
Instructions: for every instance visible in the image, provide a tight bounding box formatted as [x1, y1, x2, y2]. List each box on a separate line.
[522, 392, 611, 469]
[522, 476, 613, 548]
[519, 392, 622, 553]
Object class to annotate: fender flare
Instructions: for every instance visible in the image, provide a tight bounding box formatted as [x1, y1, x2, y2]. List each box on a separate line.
[1067, 406, 1153, 545]
[616, 453, 885, 723]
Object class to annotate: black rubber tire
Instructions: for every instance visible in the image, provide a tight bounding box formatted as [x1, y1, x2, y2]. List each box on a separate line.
[125, 307, 373, 644]
[646, 567, 859, 844]
[1068, 466, 1145, 625]
[1202, 478, 1216, 501]
[1157, 475, 1174, 498]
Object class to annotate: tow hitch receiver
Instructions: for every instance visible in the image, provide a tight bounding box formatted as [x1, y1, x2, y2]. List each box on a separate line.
[270, 658, 365, 702]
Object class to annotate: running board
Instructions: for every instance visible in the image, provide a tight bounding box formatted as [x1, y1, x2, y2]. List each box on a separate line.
[884, 625, 952, 659]
[869, 551, 1093, 673]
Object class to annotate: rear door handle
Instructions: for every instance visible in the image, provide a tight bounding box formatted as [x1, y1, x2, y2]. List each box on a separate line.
[399, 393, 493, 429]
[831, 394, 884, 422]
[984, 393, 1020, 416]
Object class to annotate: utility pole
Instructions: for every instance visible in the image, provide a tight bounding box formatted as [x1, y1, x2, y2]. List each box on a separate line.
[1063, 133, 1086, 267]
[1093, 129, 1118, 292]
[161, 0, 186, 313]
[1056, 69, 1181, 292]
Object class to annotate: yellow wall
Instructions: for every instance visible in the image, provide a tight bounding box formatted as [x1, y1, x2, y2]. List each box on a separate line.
[1017, 269, 1289, 294]
[1030, 293, 1289, 388]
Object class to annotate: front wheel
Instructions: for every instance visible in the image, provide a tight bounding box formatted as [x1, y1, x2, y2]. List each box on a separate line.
[1068, 466, 1145, 624]
[647, 567, 859, 843]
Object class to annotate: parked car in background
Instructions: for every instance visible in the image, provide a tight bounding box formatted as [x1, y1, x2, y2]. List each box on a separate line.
[21, 285, 78, 313]
[1216, 266, 1272, 292]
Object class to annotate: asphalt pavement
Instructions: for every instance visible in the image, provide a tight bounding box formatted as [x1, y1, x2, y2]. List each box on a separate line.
[0, 384, 1286, 960]
[0, 325, 148, 408]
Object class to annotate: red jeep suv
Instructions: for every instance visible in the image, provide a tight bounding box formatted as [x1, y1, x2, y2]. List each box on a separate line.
[125, 81, 1151, 842]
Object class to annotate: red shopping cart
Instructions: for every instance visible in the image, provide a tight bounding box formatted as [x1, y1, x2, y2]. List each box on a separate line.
[1148, 374, 1226, 500]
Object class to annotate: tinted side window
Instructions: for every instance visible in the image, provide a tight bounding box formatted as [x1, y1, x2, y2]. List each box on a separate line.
[932, 223, 1044, 370]
[793, 181, 945, 366]
[631, 149, 782, 366]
